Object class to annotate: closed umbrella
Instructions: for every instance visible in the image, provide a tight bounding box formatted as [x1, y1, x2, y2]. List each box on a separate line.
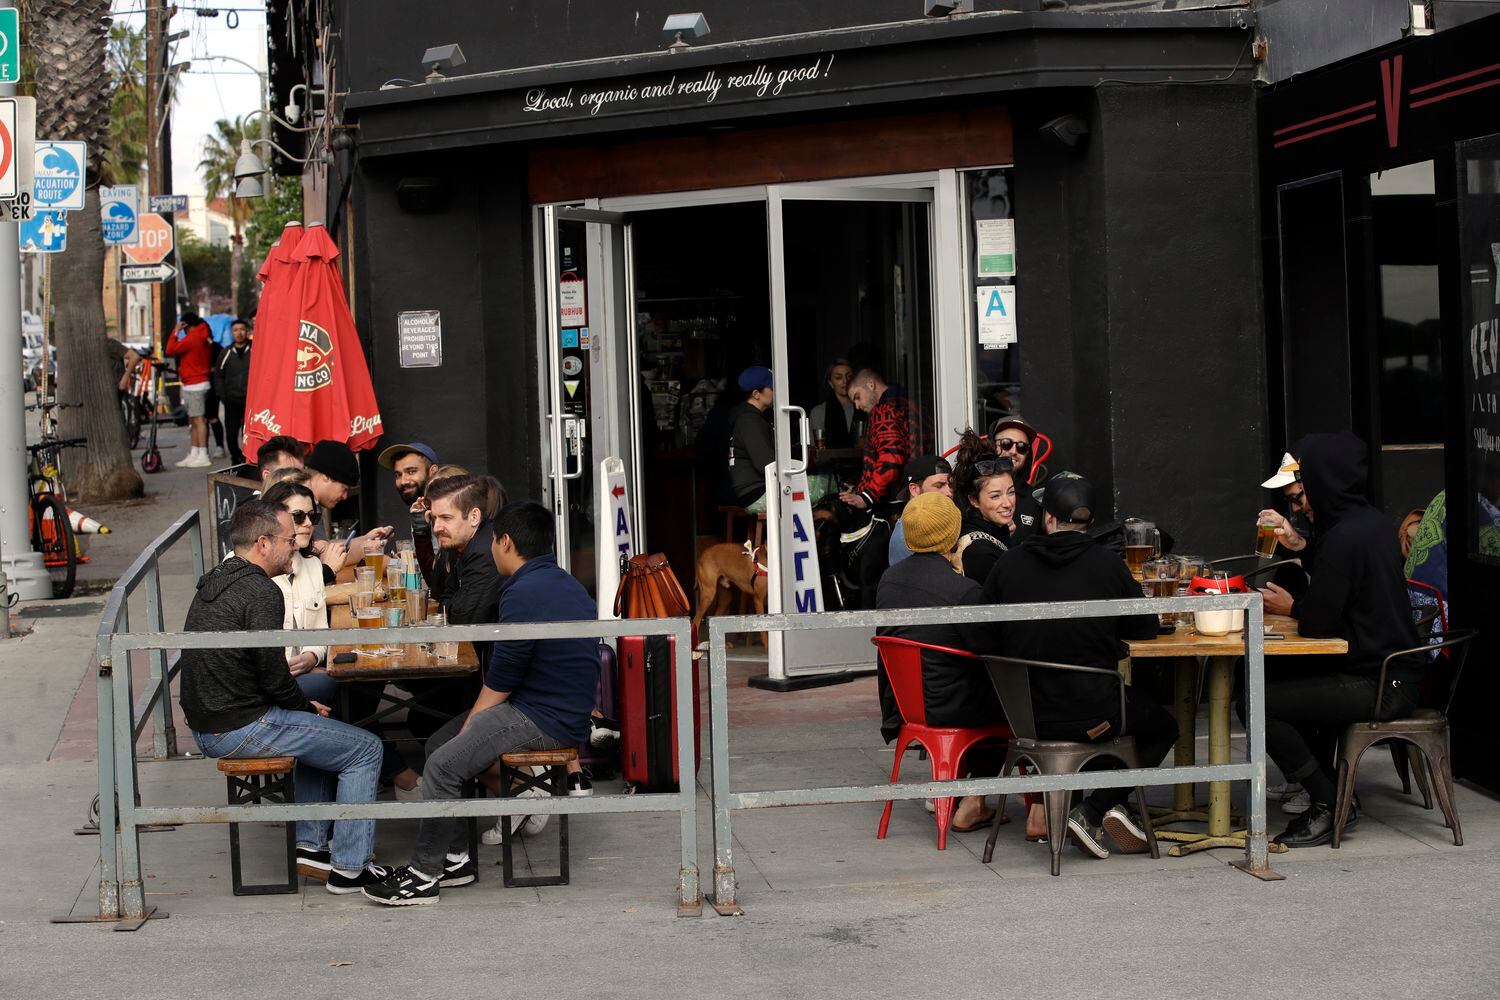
[243, 223, 305, 458]
[244, 222, 383, 455]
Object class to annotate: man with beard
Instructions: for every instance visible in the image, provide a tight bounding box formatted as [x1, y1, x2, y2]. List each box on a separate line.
[380, 442, 439, 580]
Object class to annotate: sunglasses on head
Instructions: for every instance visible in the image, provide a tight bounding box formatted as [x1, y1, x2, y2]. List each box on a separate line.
[288, 509, 321, 526]
[974, 458, 1015, 477]
[995, 437, 1031, 456]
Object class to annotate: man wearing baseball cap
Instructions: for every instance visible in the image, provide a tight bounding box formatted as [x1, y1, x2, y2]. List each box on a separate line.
[1256, 450, 1314, 560]
[982, 472, 1175, 861]
[727, 365, 776, 509]
[380, 442, 440, 579]
[990, 415, 1043, 539]
[887, 454, 954, 568]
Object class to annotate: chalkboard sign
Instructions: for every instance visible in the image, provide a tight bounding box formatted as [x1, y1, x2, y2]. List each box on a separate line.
[1457, 135, 1500, 566]
[208, 465, 262, 563]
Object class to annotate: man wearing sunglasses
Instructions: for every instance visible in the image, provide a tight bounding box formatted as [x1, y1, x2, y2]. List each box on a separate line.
[990, 416, 1043, 539]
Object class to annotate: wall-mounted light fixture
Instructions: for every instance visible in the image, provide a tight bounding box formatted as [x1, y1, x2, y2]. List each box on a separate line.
[663, 13, 710, 51]
[421, 44, 467, 83]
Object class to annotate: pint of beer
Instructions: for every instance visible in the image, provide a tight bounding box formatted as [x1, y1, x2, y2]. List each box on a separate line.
[356, 608, 384, 654]
[1123, 520, 1161, 578]
[1256, 520, 1279, 558]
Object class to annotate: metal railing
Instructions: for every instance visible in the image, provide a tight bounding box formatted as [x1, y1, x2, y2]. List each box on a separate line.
[81, 511, 699, 927]
[702, 593, 1271, 914]
[85, 509, 205, 924]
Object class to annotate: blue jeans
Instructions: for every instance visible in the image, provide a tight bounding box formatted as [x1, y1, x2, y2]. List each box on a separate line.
[193, 707, 382, 871]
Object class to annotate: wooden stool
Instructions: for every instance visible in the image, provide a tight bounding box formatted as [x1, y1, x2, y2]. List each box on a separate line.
[717, 505, 766, 550]
[498, 747, 576, 888]
[217, 757, 298, 896]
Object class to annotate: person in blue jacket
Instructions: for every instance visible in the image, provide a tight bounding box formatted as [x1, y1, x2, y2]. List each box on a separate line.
[363, 501, 599, 907]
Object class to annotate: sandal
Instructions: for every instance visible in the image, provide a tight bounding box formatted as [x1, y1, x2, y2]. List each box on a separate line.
[950, 809, 997, 833]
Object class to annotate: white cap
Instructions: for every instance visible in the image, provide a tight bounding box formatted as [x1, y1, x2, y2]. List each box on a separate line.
[1261, 452, 1300, 489]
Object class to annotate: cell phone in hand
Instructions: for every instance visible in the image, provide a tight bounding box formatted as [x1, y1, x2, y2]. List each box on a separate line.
[332, 651, 357, 664]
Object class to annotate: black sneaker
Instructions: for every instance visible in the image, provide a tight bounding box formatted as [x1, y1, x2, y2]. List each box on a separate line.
[440, 854, 477, 888]
[295, 846, 332, 882]
[567, 770, 594, 797]
[589, 716, 621, 748]
[1102, 806, 1150, 854]
[361, 865, 440, 906]
[1066, 806, 1110, 860]
[325, 862, 393, 895]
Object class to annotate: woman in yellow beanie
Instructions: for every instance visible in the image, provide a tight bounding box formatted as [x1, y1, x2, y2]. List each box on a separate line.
[874, 492, 1004, 834]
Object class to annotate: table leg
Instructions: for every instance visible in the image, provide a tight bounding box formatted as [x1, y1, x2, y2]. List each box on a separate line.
[1150, 657, 1211, 831]
[1168, 655, 1286, 857]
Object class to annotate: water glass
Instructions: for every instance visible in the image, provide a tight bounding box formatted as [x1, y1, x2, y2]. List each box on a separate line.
[354, 566, 377, 593]
[428, 609, 457, 660]
[405, 586, 429, 627]
[351, 589, 374, 615]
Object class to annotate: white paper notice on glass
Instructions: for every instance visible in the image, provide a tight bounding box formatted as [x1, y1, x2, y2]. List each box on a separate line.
[976, 286, 1017, 347]
[976, 218, 1016, 277]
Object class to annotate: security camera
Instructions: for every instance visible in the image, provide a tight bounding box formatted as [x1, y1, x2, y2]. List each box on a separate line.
[663, 12, 710, 50]
[1039, 114, 1090, 149]
[924, 0, 972, 17]
[421, 44, 466, 82]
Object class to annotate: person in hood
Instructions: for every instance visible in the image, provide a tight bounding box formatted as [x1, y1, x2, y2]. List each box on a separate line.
[1253, 432, 1421, 848]
[727, 365, 776, 509]
[1255, 450, 1317, 596]
[177, 499, 389, 895]
[982, 473, 1174, 861]
[212, 319, 253, 465]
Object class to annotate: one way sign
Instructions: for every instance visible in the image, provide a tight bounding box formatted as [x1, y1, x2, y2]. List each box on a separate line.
[120, 262, 176, 283]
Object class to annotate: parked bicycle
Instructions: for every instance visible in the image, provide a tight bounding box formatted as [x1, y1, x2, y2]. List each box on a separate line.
[26, 398, 111, 599]
[118, 353, 170, 472]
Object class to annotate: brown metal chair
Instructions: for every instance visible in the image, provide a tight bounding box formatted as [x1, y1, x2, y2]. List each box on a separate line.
[978, 655, 1160, 876]
[1331, 629, 1478, 849]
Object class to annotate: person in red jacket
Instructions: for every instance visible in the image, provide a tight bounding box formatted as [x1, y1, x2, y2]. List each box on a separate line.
[164, 312, 216, 468]
[840, 367, 915, 513]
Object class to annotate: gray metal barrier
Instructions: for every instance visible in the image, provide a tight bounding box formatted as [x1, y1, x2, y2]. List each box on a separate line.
[72, 511, 699, 929]
[703, 593, 1271, 915]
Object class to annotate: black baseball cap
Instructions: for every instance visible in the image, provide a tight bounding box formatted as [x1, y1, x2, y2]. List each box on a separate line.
[1032, 471, 1095, 525]
[904, 455, 953, 484]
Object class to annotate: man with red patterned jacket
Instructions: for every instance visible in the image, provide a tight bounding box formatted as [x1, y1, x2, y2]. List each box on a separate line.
[840, 368, 915, 514]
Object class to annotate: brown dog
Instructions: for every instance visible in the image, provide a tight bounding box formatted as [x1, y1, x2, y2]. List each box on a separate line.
[692, 541, 770, 647]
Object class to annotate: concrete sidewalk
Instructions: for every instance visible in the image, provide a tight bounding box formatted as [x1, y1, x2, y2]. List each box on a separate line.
[4, 444, 1499, 999]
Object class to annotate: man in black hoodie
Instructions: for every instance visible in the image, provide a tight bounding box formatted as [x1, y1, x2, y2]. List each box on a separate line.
[212, 319, 252, 464]
[983, 473, 1174, 860]
[727, 365, 776, 508]
[1253, 432, 1420, 848]
[179, 499, 388, 894]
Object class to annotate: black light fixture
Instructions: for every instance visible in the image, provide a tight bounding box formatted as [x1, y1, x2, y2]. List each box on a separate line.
[422, 44, 467, 83]
[924, 0, 973, 17]
[1039, 114, 1090, 150]
[663, 13, 710, 51]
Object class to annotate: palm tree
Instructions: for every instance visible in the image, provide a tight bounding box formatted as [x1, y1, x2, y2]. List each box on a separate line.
[22, 0, 143, 500]
[200, 117, 253, 312]
[105, 23, 148, 186]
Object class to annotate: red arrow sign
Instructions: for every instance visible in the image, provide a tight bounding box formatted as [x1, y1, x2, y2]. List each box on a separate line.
[611, 486, 625, 497]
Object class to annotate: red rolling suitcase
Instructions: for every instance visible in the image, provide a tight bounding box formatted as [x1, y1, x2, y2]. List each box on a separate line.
[618, 635, 700, 792]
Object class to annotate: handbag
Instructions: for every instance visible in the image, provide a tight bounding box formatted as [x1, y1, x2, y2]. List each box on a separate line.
[613, 553, 692, 620]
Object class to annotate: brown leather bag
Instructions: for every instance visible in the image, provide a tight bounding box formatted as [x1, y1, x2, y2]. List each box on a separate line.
[613, 553, 692, 620]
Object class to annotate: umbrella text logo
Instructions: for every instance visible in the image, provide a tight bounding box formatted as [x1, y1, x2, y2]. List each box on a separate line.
[295, 320, 334, 392]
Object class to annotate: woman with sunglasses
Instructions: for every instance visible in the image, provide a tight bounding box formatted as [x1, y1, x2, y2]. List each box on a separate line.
[990, 416, 1044, 539]
[261, 479, 335, 703]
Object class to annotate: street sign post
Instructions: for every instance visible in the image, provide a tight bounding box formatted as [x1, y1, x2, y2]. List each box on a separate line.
[0, 96, 16, 200]
[0, 95, 33, 212]
[0, 8, 18, 85]
[100, 185, 139, 246]
[18, 210, 66, 253]
[32, 141, 85, 211]
[147, 193, 188, 214]
[120, 212, 176, 283]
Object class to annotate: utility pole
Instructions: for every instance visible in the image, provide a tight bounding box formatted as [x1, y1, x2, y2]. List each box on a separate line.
[144, 0, 178, 351]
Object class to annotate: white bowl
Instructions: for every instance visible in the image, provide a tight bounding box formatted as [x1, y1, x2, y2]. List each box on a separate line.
[1195, 609, 1236, 636]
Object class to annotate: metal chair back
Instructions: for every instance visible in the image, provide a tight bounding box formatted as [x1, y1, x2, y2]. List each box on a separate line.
[1373, 628, 1478, 718]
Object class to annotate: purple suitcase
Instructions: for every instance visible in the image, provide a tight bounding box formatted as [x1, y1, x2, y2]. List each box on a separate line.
[578, 643, 619, 777]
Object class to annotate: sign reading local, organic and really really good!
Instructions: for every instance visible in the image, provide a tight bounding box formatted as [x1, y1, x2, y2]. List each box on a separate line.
[397, 310, 442, 367]
[522, 54, 836, 120]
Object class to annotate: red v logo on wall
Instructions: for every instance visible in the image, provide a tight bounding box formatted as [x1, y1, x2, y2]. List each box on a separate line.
[1380, 55, 1404, 149]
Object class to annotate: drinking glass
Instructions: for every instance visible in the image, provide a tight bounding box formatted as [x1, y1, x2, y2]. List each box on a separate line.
[354, 566, 377, 594]
[1255, 519, 1279, 558]
[428, 609, 457, 660]
[405, 586, 429, 627]
[396, 538, 415, 558]
[351, 589, 373, 615]
[356, 607, 384, 654]
[363, 543, 388, 579]
[382, 606, 405, 654]
[1142, 556, 1180, 627]
[386, 563, 406, 603]
[1123, 520, 1161, 578]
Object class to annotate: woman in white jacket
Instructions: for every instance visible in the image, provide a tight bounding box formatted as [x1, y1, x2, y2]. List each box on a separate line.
[261, 478, 335, 702]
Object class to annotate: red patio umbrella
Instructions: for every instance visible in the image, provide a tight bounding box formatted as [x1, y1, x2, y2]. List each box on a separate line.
[243, 224, 305, 458]
[242, 222, 383, 456]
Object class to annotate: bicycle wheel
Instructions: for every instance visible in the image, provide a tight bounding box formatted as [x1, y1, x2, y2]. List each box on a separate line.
[30, 493, 77, 599]
[121, 393, 141, 449]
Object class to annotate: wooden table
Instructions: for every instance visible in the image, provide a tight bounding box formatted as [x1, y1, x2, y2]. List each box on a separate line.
[326, 603, 480, 728]
[1124, 614, 1347, 856]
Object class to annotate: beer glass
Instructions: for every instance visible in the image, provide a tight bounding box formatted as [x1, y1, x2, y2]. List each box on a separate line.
[351, 589, 374, 615]
[1142, 556, 1181, 627]
[1255, 518, 1280, 558]
[363, 543, 388, 579]
[386, 563, 406, 604]
[354, 566, 377, 594]
[1123, 520, 1161, 578]
[382, 606, 405, 655]
[356, 607, 384, 654]
[404, 586, 429, 627]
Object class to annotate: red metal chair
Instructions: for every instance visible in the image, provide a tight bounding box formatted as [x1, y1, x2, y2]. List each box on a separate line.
[872, 636, 1014, 850]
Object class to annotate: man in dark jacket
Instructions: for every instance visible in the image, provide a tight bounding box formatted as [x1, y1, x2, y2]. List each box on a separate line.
[212, 319, 252, 464]
[364, 501, 599, 907]
[877, 492, 1002, 832]
[727, 365, 776, 508]
[1254, 432, 1420, 848]
[982, 473, 1174, 860]
[179, 499, 387, 894]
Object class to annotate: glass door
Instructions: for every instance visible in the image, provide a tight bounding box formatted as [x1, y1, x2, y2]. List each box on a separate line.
[541, 205, 641, 600]
[764, 183, 936, 681]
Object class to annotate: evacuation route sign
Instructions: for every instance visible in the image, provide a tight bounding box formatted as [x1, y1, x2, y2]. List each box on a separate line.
[32, 141, 85, 211]
[100, 185, 139, 245]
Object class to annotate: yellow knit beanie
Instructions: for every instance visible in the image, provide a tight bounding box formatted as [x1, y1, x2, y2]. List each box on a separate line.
[902, 492, 961, 554]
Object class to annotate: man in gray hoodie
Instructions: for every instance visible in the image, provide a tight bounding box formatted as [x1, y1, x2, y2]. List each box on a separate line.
[179, 499, 388, 894]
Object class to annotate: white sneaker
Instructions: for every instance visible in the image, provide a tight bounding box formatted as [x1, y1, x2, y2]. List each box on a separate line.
[393, 777, 423, 802]
[1267, 779, 1304, 801]
[180, 449, 213, 468]
[1282, 789, 1312, 815]
[480, 772, 550, 845]
[174, 448, 201, 468]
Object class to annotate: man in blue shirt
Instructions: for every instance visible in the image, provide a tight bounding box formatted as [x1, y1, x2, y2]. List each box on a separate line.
[364, 501, 599, 906]
[886, 455, 954, 567]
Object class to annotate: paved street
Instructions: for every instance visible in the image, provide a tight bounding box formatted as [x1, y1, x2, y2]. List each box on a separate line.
[3, 420, 1499, 998]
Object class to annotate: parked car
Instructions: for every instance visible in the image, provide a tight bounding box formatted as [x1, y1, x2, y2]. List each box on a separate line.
[21, 312, 55, 393]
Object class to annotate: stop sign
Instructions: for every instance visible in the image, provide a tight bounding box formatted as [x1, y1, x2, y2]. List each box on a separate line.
[122, 212, 174, 264]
